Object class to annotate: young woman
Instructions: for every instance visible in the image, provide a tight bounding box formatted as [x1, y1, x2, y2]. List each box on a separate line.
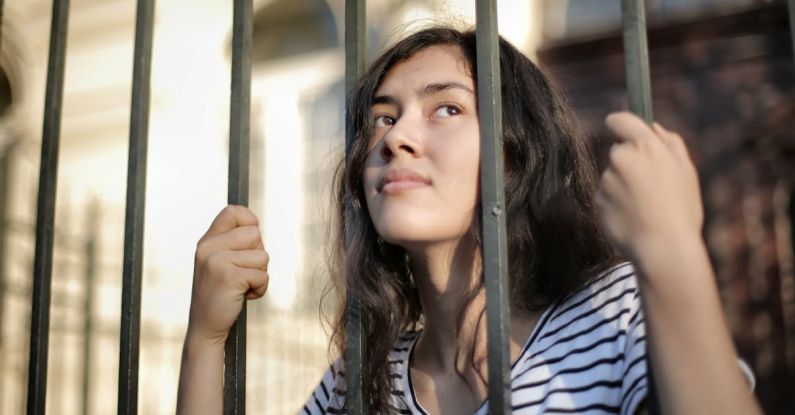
[177, 27, 761, 414]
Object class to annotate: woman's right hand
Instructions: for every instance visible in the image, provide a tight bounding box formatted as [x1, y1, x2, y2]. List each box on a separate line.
[187, 205, 270, 345]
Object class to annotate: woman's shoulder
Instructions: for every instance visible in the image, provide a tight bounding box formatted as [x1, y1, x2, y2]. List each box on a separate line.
[389, 329, 422, 368]
[537, 262, 643, 345]
[301, 330, 422, 415]
[562, 262, 639, 309]
[507, 262, 648, 414]
[301, 359, 346, 414]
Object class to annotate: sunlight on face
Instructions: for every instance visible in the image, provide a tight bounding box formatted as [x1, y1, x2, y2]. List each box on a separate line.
[363, 45, 481, 251]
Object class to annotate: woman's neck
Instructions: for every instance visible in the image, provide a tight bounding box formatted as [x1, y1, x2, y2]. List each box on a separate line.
[408, 238, 481, 372]
[405, 237, 540, 393]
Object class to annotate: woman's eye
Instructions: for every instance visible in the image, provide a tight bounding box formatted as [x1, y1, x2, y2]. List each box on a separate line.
[434, 105, 461, 119]
[374, 115, 395, 128]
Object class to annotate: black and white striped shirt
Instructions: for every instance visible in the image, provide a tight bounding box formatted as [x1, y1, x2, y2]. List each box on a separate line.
[303, 263, 647, 414]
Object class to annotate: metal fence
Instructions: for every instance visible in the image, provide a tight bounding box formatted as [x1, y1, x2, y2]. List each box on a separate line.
[17, 0, 795, 414]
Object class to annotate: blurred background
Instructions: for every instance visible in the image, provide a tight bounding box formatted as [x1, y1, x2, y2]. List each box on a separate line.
[0, 0, 792, 413]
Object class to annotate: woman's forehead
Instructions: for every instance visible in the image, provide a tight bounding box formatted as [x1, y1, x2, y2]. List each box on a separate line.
[375, 45, 474, 96]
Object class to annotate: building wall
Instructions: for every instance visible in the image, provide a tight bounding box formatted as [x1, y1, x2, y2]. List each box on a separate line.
[0, 0, 539, 413]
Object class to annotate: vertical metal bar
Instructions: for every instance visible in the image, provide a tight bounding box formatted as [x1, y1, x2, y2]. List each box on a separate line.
[0, 142, 12, 413]
[225, 0, 252, 413]
[789, 0, 795, 70]
[475, 1, 511, 413]
[81, 202, 98, 415]
[344, 0, 365, 413]
[117, 0, 155, 413]
[0, 0, 5, 48]
[620, 0, 653, 122]
[26, 1, 70, 413]
[620, 1, 661, 413]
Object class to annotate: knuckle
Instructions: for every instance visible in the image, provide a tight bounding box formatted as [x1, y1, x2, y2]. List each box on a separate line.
[223, 268, 237, 283]
[195, 241, 211, 262]
[254, 250, 268, 264]
[248, 209, 260, 226]
[234, 227, 252, 244]
[220, 205, 236, 218]
[608, 145, 624, 164]
[228, 205, 258, 225]
[205, 251, 229, 274]
[599, 171, 614, 191]
[598, 170, 610, 185]
[244, 226, 262, 245]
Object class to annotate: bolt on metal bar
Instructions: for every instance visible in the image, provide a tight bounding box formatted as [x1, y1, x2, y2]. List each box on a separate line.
[225, 0, 252, 413]
[344, 0, 366, 413]
[26, 1, 70, 414]
[620, 1, 661, 413]
[118, 0, 155, 413]
[475, 0, 511, 413]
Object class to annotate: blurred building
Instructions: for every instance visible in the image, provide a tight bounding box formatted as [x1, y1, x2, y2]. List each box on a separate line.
[0, 0, 793, 414]
[539, 1, 795, 413]
[0, 0, 540, 413]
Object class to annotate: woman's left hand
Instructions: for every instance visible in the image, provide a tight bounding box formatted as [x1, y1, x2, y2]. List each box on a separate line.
[596, 112, 704, 261]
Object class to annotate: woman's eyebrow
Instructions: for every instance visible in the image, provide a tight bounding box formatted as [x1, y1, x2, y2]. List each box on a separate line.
[372, 81, 474, 106]
[372, 95, 397, 106]
[419, 81, 474, 97]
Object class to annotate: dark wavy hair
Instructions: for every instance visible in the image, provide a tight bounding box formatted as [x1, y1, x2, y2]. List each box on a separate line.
[326, 26, 618, 413]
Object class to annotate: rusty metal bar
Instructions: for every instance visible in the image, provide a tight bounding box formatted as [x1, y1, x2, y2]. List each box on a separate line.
[224, 0, 252, 413]
[344, 0, 366, 413]
[117, 0, 155, 413]
[26, 1, 70, 413]
[475, 0, 511, 413]
[620, 1, 661, 413]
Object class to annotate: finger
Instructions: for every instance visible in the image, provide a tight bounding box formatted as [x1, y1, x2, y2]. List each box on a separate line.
[651, 122, 678, 156]
[203, 205, 259, 239]
[605, 112, 657, 147]
[605, 142, 635, 180]
[594, 188, 608, 211]
[246, 279, 269, 299]
[236, 268, 269, 295]
[598, 167, 621, 199]
[653, 122, 692, 164]
[199, 225, 262, 254]
[228, 249, 269, 271]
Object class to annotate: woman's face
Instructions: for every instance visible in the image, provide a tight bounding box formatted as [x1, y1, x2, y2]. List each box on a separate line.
[363, 45, 480, 249]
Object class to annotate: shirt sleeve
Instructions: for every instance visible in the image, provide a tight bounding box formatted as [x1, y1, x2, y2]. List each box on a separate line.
[620, 287, 648, 415]
[300, 360, 346, 414]
[737, 357, 756, 392]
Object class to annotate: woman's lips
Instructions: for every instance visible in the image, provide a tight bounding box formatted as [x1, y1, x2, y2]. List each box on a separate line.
[382, 180, 427, 193]
[380, 168, 430, 194]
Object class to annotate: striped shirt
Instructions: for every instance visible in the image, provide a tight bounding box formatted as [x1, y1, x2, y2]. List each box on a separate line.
[302, 263, 648, 414]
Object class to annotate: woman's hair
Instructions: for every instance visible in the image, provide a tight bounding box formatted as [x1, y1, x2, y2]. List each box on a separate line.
[326, 26, 619, 413]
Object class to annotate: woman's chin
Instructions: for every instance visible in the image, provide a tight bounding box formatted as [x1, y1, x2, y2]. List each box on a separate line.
[377, 228, 469, 251]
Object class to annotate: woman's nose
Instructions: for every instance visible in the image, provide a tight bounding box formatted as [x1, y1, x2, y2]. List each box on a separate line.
[380, 115, 422, 161]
